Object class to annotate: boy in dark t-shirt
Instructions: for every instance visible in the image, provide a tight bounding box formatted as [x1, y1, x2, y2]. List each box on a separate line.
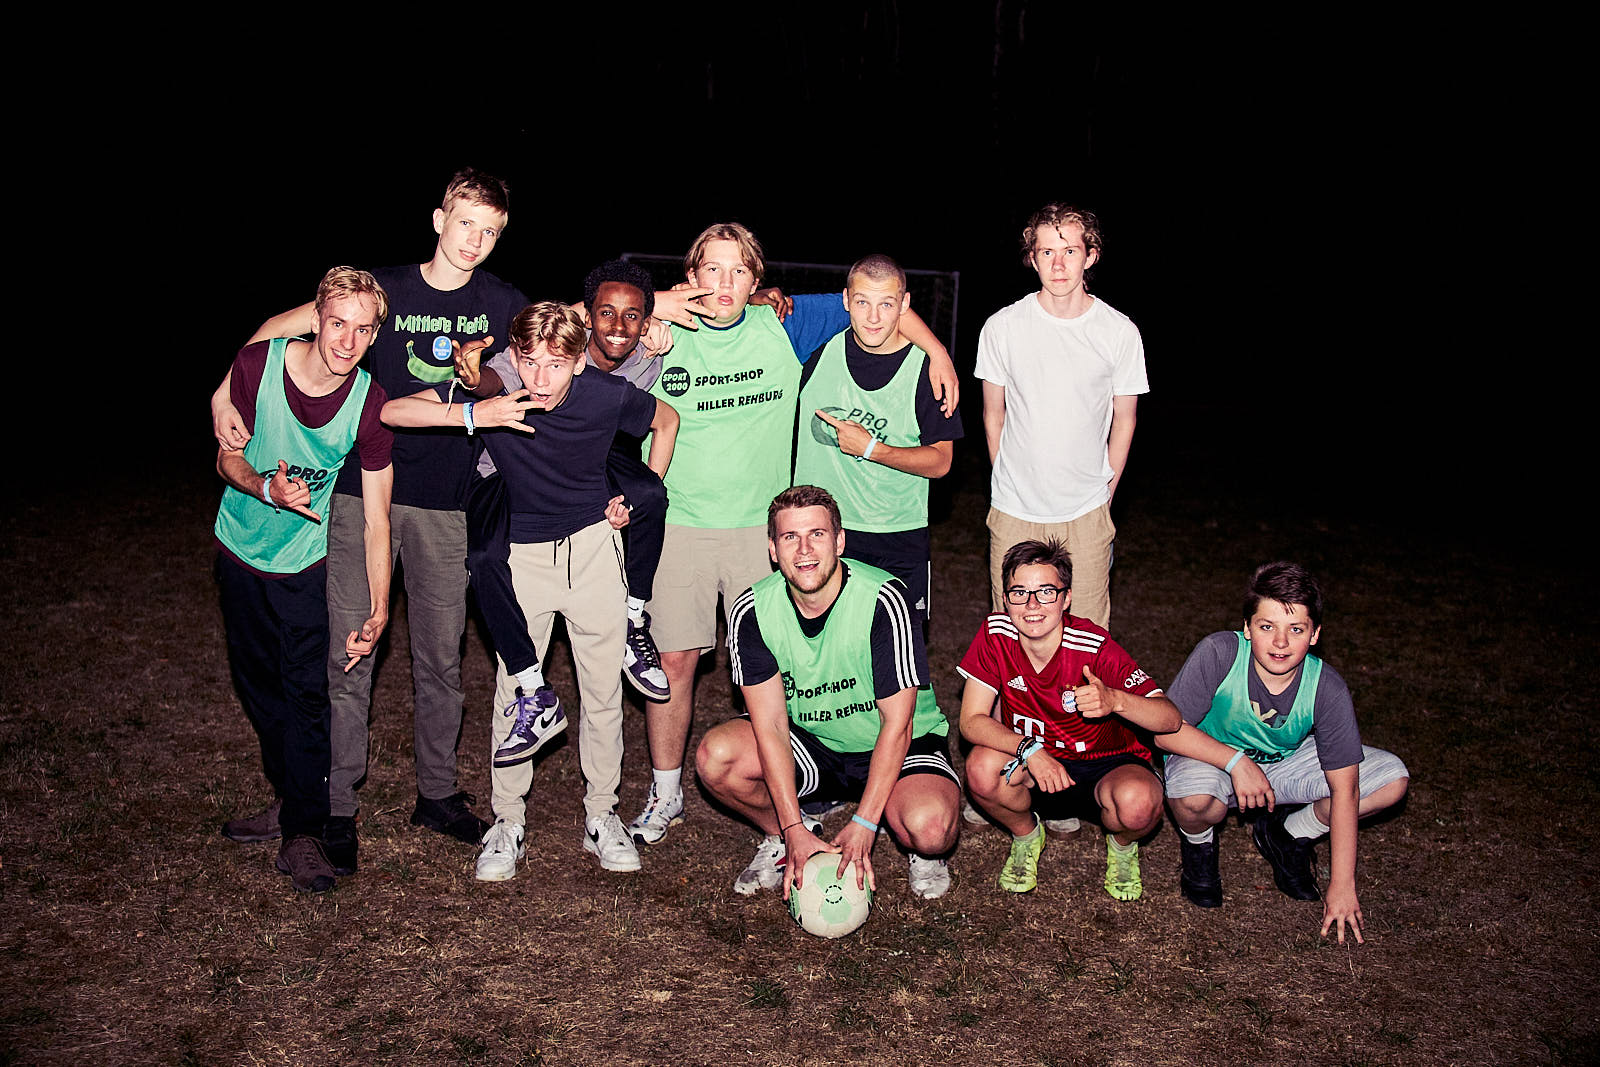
[1157, 562, 1410, 944]
[212, 170, 527, 871]
[382, 303, 678, 882]
[453, 260, 675, 739]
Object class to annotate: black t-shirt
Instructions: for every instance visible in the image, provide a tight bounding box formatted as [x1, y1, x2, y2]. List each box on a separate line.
[334, 264, 527, 510]
[472, 370, 656, 543]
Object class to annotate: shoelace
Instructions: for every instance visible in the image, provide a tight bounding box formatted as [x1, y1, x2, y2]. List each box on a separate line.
[627, 627, 662, 669]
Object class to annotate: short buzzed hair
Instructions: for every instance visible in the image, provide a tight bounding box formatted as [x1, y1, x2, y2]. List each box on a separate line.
[315, 266, 389, 327]
[847, 253, 907, 294]
[583, 260, 657, 318]
[507, 302, 587, 359]
[767, 485, 842, 542]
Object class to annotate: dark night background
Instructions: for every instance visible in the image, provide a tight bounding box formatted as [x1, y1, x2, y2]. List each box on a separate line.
[54, 9, 1551, 539]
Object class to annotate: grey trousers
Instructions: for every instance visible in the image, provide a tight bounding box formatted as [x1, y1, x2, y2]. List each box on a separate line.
[326, 492, 469, 817]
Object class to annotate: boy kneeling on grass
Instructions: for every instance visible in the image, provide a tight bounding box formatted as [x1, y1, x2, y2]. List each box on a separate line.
[1157, 562, 1409, 943]
[957, 539, 1179, 900]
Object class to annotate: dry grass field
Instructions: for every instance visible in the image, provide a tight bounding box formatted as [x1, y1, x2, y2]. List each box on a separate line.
[2, 427, 1595, 1066]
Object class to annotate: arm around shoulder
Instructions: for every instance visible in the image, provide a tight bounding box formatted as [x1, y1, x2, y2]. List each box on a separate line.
[247, 300, 317, 346]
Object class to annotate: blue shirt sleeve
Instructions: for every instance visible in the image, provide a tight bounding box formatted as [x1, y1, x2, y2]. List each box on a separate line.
[784, 293, 850, 363]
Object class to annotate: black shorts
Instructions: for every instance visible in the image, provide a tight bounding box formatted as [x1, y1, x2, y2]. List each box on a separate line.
[1032, 751, 1160, 817]
[749, 716, 960, 799]
[845, 528, 930, 625]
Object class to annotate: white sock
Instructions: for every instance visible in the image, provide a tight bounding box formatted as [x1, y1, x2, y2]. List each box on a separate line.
[515, 665, 545, 692]
[627, 597, 647, 626]
[653, 766, 682, 799]
[1108, 836, 1137, 854]
[1284, 805, 1330, 840]
[1181, 827, 1215, 845]
[1014, 818, 1043, 843]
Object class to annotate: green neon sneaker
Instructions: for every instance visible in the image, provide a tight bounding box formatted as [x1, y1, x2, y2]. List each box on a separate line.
[1104, 837, 1143, 901]
[998, 819, 1045, 893]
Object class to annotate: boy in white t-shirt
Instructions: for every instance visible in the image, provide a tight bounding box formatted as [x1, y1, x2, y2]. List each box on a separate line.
[974, 204, 1147, 629]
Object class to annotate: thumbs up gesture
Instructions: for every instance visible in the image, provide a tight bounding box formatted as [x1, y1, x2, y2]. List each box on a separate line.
[1073, 665, 1116, 718]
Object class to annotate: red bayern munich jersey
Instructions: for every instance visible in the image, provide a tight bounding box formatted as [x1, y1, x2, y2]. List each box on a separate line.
[957, 613, 1162, 761]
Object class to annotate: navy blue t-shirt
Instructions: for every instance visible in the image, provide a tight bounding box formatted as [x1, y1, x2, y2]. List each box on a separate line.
[471, 370, 656, 543]
[334, 264, 528, 510]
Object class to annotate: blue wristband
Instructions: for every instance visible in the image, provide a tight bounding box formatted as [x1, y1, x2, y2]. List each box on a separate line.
[1224, 750, 1245, 774]
[1002, 738, 1044, 784]
[850, 814, 879, 834]
[463, 400, 476, 436]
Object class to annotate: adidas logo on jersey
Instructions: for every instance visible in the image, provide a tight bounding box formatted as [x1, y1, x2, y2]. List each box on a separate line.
[1007, 676, 1028, 691]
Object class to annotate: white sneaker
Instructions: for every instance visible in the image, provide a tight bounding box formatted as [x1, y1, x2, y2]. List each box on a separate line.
[961, 800, 988, 826]
[907, 853, 951, 899]
[628, 784, 685, 846]
[584, 812, 642, 872]
[475, 820, 525, 882]
[733, 817, 821, 895]
[734, 834, 787, 896]
[1043, 816, 1082, 837]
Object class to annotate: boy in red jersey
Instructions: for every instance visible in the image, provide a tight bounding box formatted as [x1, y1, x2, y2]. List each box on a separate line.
[957, 539, 1178, 899]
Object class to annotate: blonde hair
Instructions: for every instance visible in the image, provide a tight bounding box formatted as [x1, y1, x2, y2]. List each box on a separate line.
[684, 222, 765, 284]
[508, 302, 587, 358]
[315, 266, 389, 326]
[441, 167, 511, 217]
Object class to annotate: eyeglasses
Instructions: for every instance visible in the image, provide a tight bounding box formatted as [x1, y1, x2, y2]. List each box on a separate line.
[1004, 585, 1064, 605]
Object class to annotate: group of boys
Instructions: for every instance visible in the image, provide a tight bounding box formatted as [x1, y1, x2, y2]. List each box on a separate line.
[210, 171, 1407, 942]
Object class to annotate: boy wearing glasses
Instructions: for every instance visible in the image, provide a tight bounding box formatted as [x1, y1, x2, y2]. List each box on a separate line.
[956, 539, 1178, 900]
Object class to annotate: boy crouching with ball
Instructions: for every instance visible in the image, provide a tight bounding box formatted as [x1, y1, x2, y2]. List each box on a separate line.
[1156, 562, 1409, 943]
[957, 539, 1179, 900]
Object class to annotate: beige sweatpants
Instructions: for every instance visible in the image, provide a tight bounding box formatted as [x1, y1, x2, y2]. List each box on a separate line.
[489, 519, 628, 826]
[986, 503, 1116, 629]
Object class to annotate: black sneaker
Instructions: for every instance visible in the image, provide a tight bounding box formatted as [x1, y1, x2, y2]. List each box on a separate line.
[1178, 837, 1223, 908]
[800, 797, 848, 818]
[1251, 808, 1321, 901]
[275, 835, 337, 893]
[222, 798, 282, 843]
[324, 816, 358, 876]
[411, 792, 491, 844]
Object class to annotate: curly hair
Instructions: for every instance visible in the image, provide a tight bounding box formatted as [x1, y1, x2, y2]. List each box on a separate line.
[583, 260, 657, 318]
[1020, 203, 1103, 268]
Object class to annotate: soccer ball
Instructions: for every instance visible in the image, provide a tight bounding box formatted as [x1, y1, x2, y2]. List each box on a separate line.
[787, 853, 873, 938]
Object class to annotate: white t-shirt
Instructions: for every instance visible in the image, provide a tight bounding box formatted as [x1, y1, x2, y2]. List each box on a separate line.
[974, 293, 1148, 523]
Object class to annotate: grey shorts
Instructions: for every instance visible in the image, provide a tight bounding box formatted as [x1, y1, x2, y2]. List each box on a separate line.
[1163, 735, 1408, 807]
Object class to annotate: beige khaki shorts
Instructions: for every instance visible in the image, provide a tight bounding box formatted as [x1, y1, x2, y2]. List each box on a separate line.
[647, 524, 773, 653]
